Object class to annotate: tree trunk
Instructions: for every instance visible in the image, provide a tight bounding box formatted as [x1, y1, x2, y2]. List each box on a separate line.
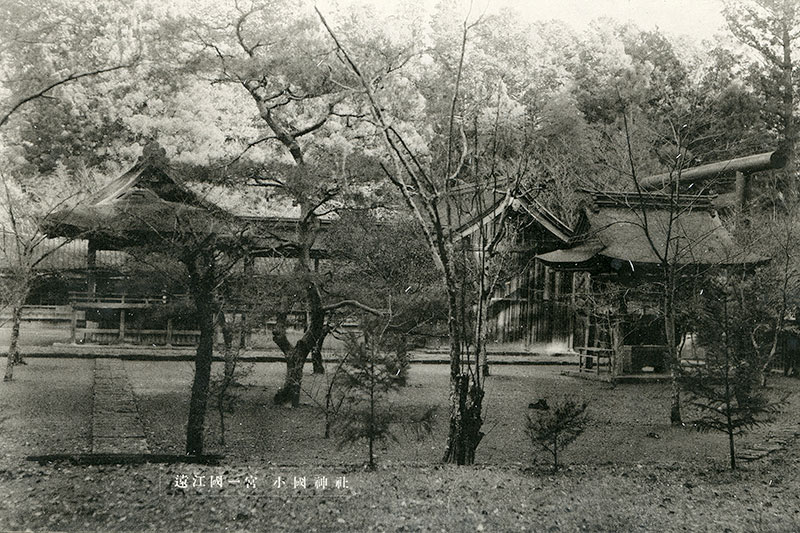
[311, 327, 326, 374]
[217, 311, 235, 446]
[6, 304, 22, 372]
[758, 249, 790, 388]
[781, 20, 797, 198]
[442, 373, 484, 465]
[245, 81, 329, 394]
[185, 254, 216, 456]
[438, 234, 486, 465]
[280, 347, 307, 408]
[477, 288, 490, 378]
[324, 405, 332, 439]
[724, 298, 736, 471]
[11, 303, 24, 365]
[726, 370, 737, 471]
[368, 354, 375, 469]
[664, 279, 682, 425]
[728, 424, 736, 470]
[4, 303, 24, 382]
[442, 292, 485, 464]
[219, 312, 236, 385]
[273, 281, 325, 407]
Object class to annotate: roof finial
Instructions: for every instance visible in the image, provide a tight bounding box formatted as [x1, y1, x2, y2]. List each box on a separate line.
[140, 140, 169, 167]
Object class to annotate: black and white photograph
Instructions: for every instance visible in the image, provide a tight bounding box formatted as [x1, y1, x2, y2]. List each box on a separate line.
[1, 0, 800, 531]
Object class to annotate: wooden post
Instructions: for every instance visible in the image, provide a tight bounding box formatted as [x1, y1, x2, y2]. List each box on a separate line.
[597, 347, 601, 376]
[735, 171, 751, 211]
[584, 316, 591, 350]
[525, 263, 532, 346]
[87, 240, 97, 298]
[70, 306, 77, 344]
[568, 272, 576, 350]
[118, 309, 126, 343]
[511, 275, 518, 342]
[553, 270, 561, 344]
[611, 317, 622, 378]
[166, 318, 173, 347]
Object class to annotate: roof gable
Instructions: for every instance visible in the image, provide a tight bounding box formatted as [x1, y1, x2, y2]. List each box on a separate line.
[454, 188, 574, 244]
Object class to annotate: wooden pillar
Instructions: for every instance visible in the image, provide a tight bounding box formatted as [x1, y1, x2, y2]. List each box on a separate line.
[611, 316, 623, 378]
[568, 272, 576, 350]
[511, 275, 518, 341]
[532, 261, 541, 344]
[553, 270, 561, 344]
[118, 309, 126, 343]
[87, 240, 97, 298]
[166, 318, 173, 347]
[735, 171, 751, 211]
[526, 262, 533, 346]
[70, 306, 77, 344]
[543, 266, 550, 300]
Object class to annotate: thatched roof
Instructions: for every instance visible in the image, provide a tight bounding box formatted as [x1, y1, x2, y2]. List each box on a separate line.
[537, 192, 764, 267]
[42, 148, 331, 256]
[45, 186, 232, 242]
[83, 153, 327, 222]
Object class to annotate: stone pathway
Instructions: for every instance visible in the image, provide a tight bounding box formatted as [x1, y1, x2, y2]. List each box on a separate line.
[736, 424, 800, 462]
[92, 359, 149, 454]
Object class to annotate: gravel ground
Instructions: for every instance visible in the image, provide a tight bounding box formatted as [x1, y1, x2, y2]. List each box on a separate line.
[1, 358, 799, 532]
[126, 361, 743, 467]
[1, 459, 799, 532]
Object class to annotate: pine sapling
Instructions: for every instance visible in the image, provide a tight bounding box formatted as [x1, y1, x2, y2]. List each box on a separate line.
[526, 399, 588, 472]
[682, 278, 783, 469]
[337, 319, 409, 469]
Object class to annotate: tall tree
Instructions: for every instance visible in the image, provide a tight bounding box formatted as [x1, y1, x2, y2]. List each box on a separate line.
[317, 4, 495, 464]
[166, 2, 334, 405]
[724, 0, 800, 195]
[170, 0, 405, 406]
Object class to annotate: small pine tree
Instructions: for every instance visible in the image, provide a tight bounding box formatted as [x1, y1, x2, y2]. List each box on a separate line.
[682, 276, 782, 470]
[337, 319, 409, 469]
[525, 400, 588, 472]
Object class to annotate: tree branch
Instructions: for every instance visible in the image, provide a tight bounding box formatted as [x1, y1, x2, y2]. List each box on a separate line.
[323, 299, 386, 316]
[0, 62, 137, 129]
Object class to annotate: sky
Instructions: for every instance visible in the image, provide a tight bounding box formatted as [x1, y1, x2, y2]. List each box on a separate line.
[179, 0, 732, 43]
[326, 0, 731, 42]
[501, 0, 727, 39]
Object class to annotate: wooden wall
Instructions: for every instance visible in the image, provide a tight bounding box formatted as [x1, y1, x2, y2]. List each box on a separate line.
[487, 259, 574, 348]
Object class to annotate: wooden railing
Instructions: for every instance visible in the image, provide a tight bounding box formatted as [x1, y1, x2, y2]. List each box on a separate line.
[576, 346, 613, 375]
[76, 326, 200, 346]
[68, 292, 190, 307]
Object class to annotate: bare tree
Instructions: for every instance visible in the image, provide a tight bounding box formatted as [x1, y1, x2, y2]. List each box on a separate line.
[0, 175, 84, 381]
[317, 7, 489, 464]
